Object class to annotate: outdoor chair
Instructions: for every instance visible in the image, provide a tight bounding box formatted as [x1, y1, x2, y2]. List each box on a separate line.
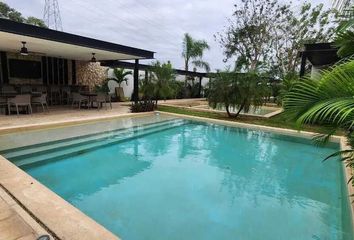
[49, 85, 62, 105]
[92, 93, 112, 110]
[0, 96, 7, 114]
[32, 93, 49, 112]
[72, 92, 89, 109]
[61, 86, 72, 104]
[8, 94, 32, 116]
[20, 85, 32, 94]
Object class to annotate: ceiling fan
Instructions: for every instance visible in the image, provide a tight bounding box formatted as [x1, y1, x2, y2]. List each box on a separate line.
[19, 41, 46, 56]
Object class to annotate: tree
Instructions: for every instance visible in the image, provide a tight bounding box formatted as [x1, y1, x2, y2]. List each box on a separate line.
[216, 0, 337, 76]
[283, 60, 354, 185]
[0, 2, 47, 28]
[26, 16, 47, 28]
[208, 71, 267, 118]
[335, 6, 354, 57]
[273, 2, 338, 76]
[106, 68, 132, 101]
[146, 61, 175, 106]
[216, 0, 283, 72]
[107, 68, 132, 87]
[182, 33, 210, 82]
[277, 72, 299, 105]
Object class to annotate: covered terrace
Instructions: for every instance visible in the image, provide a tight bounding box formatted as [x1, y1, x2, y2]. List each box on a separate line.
[0, 18, 154, 115]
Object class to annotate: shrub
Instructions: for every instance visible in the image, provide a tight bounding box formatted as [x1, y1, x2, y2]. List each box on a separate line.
[130, 100, 156, 112]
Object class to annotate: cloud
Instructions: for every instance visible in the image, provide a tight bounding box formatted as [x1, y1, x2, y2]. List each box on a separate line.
[4, 0, 331, 72]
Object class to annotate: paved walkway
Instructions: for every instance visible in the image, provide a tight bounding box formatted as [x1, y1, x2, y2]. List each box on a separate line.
[0, 103, 130, 129]
[0, 186, 53, 240]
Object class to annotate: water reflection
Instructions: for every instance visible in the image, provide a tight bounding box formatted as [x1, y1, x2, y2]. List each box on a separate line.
[22, 120, 352, 240]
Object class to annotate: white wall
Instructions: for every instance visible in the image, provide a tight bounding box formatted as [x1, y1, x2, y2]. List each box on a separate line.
[106, 68, 210, 99]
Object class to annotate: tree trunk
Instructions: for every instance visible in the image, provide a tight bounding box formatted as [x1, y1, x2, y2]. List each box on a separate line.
[225, 105, 232, 117]
[184, 60, 190, 98]
[184, 60, 189, 87]
[234, 99, 247, 118]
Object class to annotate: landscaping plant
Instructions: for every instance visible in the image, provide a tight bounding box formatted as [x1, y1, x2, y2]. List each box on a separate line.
[208, 71, 267, 118]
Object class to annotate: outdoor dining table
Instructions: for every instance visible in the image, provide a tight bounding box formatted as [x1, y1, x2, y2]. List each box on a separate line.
[79, 92, 98, 108]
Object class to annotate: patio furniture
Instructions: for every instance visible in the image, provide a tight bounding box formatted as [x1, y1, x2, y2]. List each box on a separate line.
[72, 92, 89, 109]
[49, 85, 61, 105]
[20, 85, 32, 94]
[32, 93, 49, 112]
[8, 94, 32, 115]
[61, 86, 72, 104]
[0, 96, 7, 114]
[91, 93, 112, 110]
[80, 92, 98, 107]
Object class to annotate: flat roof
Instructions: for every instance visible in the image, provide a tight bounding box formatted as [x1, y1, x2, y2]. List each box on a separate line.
[0, 18, 154, 61]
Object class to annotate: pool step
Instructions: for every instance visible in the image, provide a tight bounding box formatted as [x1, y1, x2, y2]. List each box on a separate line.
[2, 119, 184, 159]
[3, 120, 187, 167]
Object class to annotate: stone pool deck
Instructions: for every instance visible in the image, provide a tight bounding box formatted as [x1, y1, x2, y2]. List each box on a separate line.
[0, 103, 130, 130]
[0, 99, 202, 130]
[0, 186, 53, 240]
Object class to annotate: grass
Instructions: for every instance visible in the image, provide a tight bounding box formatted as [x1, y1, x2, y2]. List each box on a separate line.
[157, 105, 342, 135]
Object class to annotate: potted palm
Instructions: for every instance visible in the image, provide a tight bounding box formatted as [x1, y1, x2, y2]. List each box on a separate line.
[107, 68, 132, 101]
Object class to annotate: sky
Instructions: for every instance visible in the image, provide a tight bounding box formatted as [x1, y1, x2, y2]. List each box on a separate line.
[4, 0, 332, 72]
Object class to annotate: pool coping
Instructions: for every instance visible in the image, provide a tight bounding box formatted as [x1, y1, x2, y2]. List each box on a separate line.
[0, 111, 353, 238]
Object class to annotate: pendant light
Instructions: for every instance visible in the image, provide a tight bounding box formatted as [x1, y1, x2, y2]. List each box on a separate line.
[20, 41, 28, 56]
[91, 53, 96, 62]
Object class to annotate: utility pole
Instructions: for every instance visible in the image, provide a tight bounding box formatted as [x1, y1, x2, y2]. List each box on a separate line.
[43, 0, 63, 31]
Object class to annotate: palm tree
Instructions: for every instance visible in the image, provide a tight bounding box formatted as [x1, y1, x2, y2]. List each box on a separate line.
[335, 6, 354, 57]
[283, 60, 354, 184]
[208, 71, 267, 118]
[107, 68, 132, 101]
[147, 61, 176, 107]
[182, 33, 210, 85]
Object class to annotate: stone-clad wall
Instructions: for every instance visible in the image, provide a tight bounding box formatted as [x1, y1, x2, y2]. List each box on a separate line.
[76, 61, 108, 90]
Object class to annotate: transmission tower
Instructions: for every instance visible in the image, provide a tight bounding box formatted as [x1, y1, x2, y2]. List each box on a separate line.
[43, 0, 63, 31]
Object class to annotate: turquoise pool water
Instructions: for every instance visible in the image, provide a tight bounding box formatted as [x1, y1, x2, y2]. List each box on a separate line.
[1, 116, 353, 240]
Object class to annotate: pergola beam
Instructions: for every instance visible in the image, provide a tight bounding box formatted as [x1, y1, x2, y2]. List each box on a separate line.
[100, 60, 209, 78]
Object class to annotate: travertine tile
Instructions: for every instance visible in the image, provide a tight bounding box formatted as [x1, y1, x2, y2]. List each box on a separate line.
[0, 187, 16, 206]
[17, 233, 37, 240]
[0, 214, 33, 240]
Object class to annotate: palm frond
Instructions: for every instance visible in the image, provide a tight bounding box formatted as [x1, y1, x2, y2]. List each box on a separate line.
[192, 60, 211, 72]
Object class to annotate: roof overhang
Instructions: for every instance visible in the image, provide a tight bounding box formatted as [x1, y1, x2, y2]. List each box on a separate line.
[0, 18, 154, 61]
[299, 42, 340, 67]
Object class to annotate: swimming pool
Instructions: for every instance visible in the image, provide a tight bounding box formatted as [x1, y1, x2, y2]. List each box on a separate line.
[0, 114, 352, 240]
